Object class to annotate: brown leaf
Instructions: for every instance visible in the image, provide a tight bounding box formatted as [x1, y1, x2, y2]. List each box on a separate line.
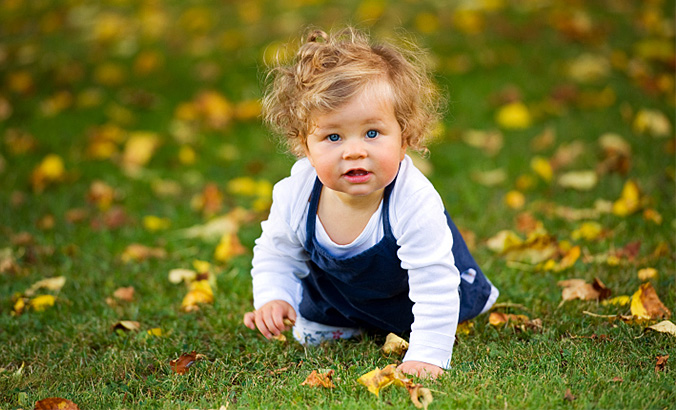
[113, 286, 135, 302]
[112, 320, 140, 332]
[120, 243, 167, 263]
[558, 277, 610, 301]
[647, 320, 676, 337]
[34, 397, 81, 410]
[631, 282, 671, 320]
[563, 388, 576, 401]
[408, 384, 434, 410]
[301, 369, 335, 388]
[170, 351, 205, 375]
[489, 312, 542, 331]
[655, 355, 669, 372]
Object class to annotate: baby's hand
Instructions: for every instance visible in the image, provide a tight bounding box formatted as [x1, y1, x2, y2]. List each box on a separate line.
[243, 300, 296, 339]
[397, 361, 444, 379]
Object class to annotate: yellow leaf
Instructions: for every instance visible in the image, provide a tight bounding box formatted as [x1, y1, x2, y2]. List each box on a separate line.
[178, 145, 197, 165]
[13, 298, 26, 315]
[486, 230, 523, 254]
[530, 156, 553, 182]
[496, 102, 532, 129]
[29, 294, 56, 312]
[143, 215, 171, 232]
[643, 209, 663, 225]
[612, 180, 642, 216]
[602, 295, 631, 306]
[504, 190, 526, 209]
[122, 131, 160, 173]
[647, 320, 676, 337]
[633, 109, 672, 137]
[147, 328, 163, 337]
[571, 221, 603, 241]
[357, 364, 400, 396]
[637, 268, 658, 281]
[301, 369, 335, 388]
[31, 154, 66, 192]
[566, 53, 610, 83]
[214, 232, 246, 263]
[382, 333, 409, 356]
[181, 280, 213, 312]
[631, 282, 671, 320]
[192, 260, 211, 274]
[121, 244, 167, 263]
[168, 268, 197, 284]
[456, 321, 474, 335]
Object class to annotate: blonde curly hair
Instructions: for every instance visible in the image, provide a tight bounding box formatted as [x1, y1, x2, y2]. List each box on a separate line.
[262, 27, 444, 157]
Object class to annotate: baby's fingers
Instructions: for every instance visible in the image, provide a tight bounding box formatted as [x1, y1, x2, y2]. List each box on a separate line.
[243, 312, 256, 330]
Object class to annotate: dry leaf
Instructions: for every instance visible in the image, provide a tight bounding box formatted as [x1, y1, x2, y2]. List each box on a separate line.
[170, 351, 205, 375]
[504, 190, 526, 209]
[168, 268, 197, 284]
[602, 295, 631, 306]
[496, 102, 532, 129]
[637, 268, 658, 281]
[471, 168, 507, 186]
[122, 131, 160, 173]
[563, 388, 577, 401]
[647, 320, 676, 337]
[31, 154, 65, 192]
[143, 215, 171, 231]
[462, 129, 503, 156]
[382, 333, 409, 356]
[570, 221, 603, 241]
[655, 355, 669, 372]
[0, 248, 20, 274]
[87, 180, 117, 210]
[557, 170, 598, 191]
[408, 384, 434, 410]
[358, 364, 401, 396]
[112, 320, 141, 332]
[181, 280, 214, 312]
[29, 295, 56, 312]
[34, 397, 80, 410]
[456, 321, 474, 335]
[113, 286, 135, 302]
[301, 369, 335, 388]
[633, 109, 671, 137]
[489, 312, 542, 330]
[121, 243, 167, 263]
[25, 276, 66, 296]
[631, 282, 671, 320]
[612, 180, 643, 216]
[558, 277, 610, 301]
[214, 232, 246, 263]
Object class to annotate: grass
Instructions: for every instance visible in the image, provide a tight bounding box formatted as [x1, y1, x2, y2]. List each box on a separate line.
[1, 0, 674, 409]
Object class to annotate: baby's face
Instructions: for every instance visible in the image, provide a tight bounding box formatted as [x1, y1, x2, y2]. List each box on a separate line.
[304, 82, 406, 202]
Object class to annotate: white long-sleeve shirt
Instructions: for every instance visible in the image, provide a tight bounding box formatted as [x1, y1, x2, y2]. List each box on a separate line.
[251, 155, 461, 368]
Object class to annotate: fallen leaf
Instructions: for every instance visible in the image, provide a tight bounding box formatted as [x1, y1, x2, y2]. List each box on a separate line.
[147, 328, 163, 337]
[181, 280, 214, 312]
[655, 355, 668, 372]
[113, 286, 135, 302]
[563, 388, 577, 401]
[121, 131, 160, 173]
[637, 268, 658, 281]
[143, 215, 171, 231]
[631, 282, 671, 320]
[504, 190, 526, 209]
[29, 295, 56, 312]
[121, 243, 167, 263]
[558, 277, 610, 301]
[408, 384, 434, 410]
[488, 312, 541, 331]
[643, 209, 663, 225]
[471, 168, 507, 186]
[191, 183, 223, 216]
[25, 276, 66, 296]
[462, 129, 503, 156]
[530, 156, 553, 182]
[612, 180, 643, 216]
[214, 232, 246, 263]
[557, 170, 598, 190]
[170, 351, 205, 375]
[602, 295, 631, 306]
[169, 268, 197, 284]
[570, 221, 603, 241]
[31, 154, 66, 192]
[382, 333, 409, 356]
[633, 109, 671, 137]
[456, 321, 474, 335]
[358, 364, 401, 396]
[0, 248, 20, 274]
[301, 369, 335, 388]
[496, 102, 532, 129]
[34, 397, 80, 410]
[647, 320, 676, 337]
[112, 320, 141, 332]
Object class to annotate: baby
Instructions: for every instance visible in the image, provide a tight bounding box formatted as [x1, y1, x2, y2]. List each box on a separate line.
[243, 27, 498, 379]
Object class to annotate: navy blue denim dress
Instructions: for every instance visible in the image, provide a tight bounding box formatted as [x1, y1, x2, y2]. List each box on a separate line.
[299, 177, 493, 334]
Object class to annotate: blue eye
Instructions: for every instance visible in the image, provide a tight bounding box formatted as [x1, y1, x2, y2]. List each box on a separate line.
[366, 130, 379, 139]
[327, 134, 340, 142]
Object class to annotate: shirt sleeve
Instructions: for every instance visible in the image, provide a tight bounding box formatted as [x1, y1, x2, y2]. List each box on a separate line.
[391, 160, 460, 369]
[250, 178, 310, 312]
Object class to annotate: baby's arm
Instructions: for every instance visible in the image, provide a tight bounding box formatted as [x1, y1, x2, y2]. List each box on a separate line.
[243, 300, 296, 338]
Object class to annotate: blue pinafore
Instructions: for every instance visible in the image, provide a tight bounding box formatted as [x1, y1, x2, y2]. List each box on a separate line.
[299, 177, 493, 334]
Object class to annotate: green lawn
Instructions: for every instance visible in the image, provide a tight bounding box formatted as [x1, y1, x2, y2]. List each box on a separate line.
[1, 1, 674, 409]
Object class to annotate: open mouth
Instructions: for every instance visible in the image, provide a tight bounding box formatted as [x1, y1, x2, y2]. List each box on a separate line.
[344, 169, 369, 177]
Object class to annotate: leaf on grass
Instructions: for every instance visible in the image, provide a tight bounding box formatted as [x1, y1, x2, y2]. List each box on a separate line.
[358, 364, 401, 396]
[25, 276, 66, 296]
[602, 295, 630, 306]
[31, 154, 66, 192]
[647, 320, 676, 337]
[120, 243, 167, 263]
[531, 156, 553, 182]
[630, 282, 671, 320]
[301, 369, 335, 388]
[113, 286, 135, 302]
[612, 179, 643, 216]
[471, 168, 507, 186]
[143, 215, 171, 231]
[112, 320, 141, 332]
[190, 183, 224, 217]
[382, 333, 409, 356]
[34, 397, 80, 410]
[563, 388, 577, 401]
[181, 280, 213, 312]
[557, 170, 598, 191]
[169, 268, 197, 284]
[0, 248, 20, 274]
[633, 109, 672, 137]
[570, 221, 604, 241]
[504, 190, 526, 209]
[558, 277, 611, 301]
[170, 351, 205, 375]
[655, 355, 669, 372]
[496, 102, 532, 129]
[408, 384, 434, 410]
[87, 180, 117, 210]
[456, 321, 474, 335]
[29, 295, 56, 312]
[214, 232, 246, 263]
[637, 268, 658, 281]
[177, 207, 253, 241]
[462, 129, 503, 156]
[489, 312, 542, 331]
[121, 131, 160, 174]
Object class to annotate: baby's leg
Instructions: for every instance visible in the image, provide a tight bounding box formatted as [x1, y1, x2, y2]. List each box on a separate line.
[292, 315, 362, 345]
